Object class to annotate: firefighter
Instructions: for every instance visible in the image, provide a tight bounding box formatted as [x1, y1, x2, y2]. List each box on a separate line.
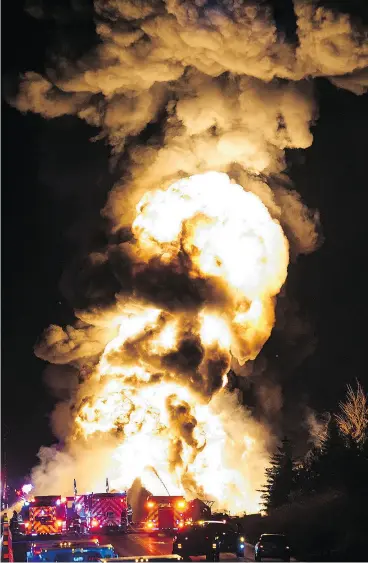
[127, 503, 133, 524]
[70, 515, 81, 535]
[10, 510, 19, 535]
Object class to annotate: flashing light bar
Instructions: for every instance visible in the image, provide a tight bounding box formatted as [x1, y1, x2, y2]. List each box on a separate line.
[22, 484, 33, 494]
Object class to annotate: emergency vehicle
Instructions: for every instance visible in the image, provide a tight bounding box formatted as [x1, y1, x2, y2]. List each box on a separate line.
[22, 496, 67, 535]
[26, 538, 100, 561]
[75, 492, 129, 533]
[144, 496, 211, 533]
[27, 541, 117, 561]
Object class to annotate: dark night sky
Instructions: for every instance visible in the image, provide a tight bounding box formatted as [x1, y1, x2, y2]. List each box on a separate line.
[2, 0, 368, 483]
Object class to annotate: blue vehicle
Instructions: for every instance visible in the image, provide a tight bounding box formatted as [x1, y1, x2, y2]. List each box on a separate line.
[27, 541, 117, 562]
[102, 558, 183, 562]
[27, 538, 101, 561]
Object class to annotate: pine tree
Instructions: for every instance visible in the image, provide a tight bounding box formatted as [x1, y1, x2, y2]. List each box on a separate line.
[312, 415, 346, 491]
[261, 437, 294, 512]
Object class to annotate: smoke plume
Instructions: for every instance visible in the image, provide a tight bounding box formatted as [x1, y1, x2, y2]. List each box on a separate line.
[9, 0, 368, 513]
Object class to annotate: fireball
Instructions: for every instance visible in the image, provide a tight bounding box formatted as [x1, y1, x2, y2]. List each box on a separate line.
[74, 171, 289, 513]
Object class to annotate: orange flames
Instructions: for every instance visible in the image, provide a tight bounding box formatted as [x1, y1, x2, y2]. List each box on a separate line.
[74, 172, 289, 513]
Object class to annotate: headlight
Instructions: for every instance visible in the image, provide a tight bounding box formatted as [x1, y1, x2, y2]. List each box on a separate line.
[286, 546, 290, 550]
[212, 544, 217, 549]
[240, 536, 245, 542]
[177, 544, 182, 549]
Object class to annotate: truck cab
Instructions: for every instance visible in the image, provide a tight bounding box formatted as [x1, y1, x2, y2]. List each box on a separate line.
[22, 496, 67, 536]
[144, 496, 187, 534]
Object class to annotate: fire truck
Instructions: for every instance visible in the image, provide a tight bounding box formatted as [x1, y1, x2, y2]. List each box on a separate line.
[74, 492, 129, 533]
[21, 496, 67, 535]
[144, 496, 211, 534]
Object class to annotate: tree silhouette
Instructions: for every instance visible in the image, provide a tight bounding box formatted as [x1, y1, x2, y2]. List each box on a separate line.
[258, 385, 368, 561]
[335, 380, 368, 446]
[311, 415, 348, 492]
[261, 437, 294, 512]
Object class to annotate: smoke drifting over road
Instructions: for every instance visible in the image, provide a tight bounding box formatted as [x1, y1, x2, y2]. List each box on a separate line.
[10, 0, 368, 512]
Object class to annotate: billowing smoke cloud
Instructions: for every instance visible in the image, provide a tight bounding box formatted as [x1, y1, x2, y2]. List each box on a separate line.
[305, 408, 330, 449]
[9, 0, 368, 512]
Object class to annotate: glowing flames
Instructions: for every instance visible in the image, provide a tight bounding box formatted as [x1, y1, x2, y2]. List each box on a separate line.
[73, 171, 289, 513]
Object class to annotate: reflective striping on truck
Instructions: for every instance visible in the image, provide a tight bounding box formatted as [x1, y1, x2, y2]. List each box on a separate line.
[145, 497, 187, 532]
[89, 493, 128, 531]
[30, 506, 60, 535]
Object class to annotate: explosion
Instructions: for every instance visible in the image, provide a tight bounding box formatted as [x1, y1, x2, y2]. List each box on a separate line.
[10, 0, 368, 516]
[68, 171, 288, 513]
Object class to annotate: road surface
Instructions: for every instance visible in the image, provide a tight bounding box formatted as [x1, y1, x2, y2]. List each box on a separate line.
[98, 532, 256, 561]
[13, 532, 257, 561]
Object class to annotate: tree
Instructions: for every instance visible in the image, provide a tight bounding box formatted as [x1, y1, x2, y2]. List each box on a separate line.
[335, 380, 368, 446]
[261, 437, 294, 512]
[313, 415, 348, 491]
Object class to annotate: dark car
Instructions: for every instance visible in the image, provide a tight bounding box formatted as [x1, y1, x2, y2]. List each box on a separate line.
[254, 534, 291, 562]
[172, 520, 246, 561]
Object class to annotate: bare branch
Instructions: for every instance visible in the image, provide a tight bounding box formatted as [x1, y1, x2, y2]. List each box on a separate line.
[335, 380, 368, 445]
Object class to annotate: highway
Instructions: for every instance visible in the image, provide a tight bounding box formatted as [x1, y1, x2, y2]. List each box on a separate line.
[95, 532, 256, 561]
[99, 532, 175, 558]
[12, 532, 257, 561]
